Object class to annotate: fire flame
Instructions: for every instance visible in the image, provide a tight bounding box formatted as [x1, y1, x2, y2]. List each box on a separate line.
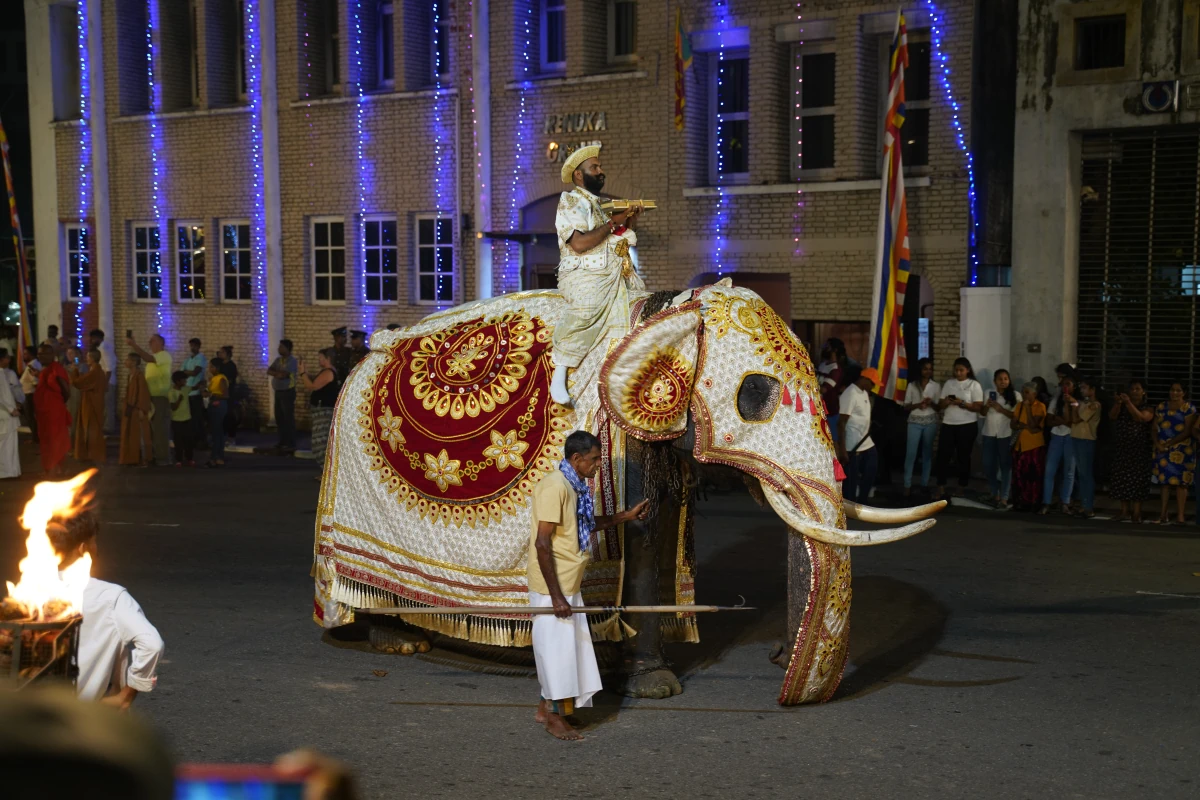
[4, 469, 97, 620]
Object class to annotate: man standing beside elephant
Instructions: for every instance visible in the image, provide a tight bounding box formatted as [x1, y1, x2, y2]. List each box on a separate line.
[549, 145, 645, 406]
[529, 430, 648, 740]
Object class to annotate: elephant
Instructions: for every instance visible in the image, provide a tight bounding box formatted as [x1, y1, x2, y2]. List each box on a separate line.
[311, 283, 943, 705]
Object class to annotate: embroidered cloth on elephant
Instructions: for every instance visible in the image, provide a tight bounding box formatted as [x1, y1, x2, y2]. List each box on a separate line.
[313, 291, 695, 646]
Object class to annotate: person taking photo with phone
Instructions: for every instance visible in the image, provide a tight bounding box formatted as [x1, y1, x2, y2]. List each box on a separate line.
[933, 358, 984, 500]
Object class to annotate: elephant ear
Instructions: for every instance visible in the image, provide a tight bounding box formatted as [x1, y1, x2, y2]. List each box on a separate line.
[599, 302, 703, 441]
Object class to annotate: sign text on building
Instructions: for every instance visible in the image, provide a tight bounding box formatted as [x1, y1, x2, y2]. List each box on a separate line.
[543, 112, 607, 135]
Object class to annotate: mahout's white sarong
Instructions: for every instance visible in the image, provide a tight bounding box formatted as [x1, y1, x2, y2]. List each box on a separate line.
[530, 590, 602, 707]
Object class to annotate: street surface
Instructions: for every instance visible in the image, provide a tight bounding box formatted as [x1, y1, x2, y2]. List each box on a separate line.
[1, 451, 1197, 798]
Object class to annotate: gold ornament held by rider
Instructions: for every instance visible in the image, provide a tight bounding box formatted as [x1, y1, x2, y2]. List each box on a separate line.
[600, 199, 657, 213]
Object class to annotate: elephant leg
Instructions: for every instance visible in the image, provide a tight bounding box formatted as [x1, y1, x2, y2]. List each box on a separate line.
[617, 449, 683, 699]
[775, 532, 852, 705]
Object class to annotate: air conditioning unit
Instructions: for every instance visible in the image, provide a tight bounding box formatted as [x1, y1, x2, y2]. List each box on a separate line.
[1141, 80, 1178, 113]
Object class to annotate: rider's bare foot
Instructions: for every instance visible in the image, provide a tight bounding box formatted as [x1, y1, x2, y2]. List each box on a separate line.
[534, 699, 547, 724]
[543, 711, 583, 741]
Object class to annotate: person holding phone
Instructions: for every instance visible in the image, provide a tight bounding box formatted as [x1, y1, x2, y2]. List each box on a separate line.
[981, 369, 1018, 507]
[933, 358, 984, 499]
[1066, 376, 1102, 518]
[1040, 374, 1078, 514]
[1108, 380, 1154, 523]
[901, 357, 940, 496]
[1010, 381, 1048, 511]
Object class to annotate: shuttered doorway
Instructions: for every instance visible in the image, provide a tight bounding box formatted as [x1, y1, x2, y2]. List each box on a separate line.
[1078, 128, 1200, 398]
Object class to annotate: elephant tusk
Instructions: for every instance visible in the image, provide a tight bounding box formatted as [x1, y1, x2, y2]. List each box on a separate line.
[762, 486, 936, 546]
[843, 499, 946, 524]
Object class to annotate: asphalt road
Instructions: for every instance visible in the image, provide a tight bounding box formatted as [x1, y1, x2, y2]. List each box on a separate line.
[1, 453, 1197, 799]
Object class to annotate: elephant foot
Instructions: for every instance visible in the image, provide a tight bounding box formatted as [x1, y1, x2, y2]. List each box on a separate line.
[768, 640, 790, 670]
[367, 615, 431, 655]
[619, 667, 683, 699]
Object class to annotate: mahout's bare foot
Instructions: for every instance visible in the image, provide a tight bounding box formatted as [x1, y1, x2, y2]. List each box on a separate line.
[534, 699, 547, 724]
[543, 712, 583, 741]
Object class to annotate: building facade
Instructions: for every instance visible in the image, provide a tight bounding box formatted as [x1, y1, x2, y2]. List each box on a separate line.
[1013, 0, 1200, 394]
[25, 0, 982, 425]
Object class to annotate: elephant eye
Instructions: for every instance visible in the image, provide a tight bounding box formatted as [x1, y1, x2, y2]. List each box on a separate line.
[737, 374, 781, 423]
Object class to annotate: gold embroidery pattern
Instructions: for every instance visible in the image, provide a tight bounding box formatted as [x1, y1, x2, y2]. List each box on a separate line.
[704, 292, 821, 401]
[377, 407, 405, 452]
[423, 449, 464, 492]
[483, 429, 529, 472]
[619, 345, 694, 435]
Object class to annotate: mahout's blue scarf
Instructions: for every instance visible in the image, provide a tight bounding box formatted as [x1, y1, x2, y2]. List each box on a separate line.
[559, 459, 595, 553]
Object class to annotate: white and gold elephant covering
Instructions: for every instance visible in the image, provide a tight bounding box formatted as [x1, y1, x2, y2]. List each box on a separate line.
[313, 291, 646, 647]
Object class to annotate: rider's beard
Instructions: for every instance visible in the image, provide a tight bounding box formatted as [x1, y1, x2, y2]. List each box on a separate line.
[582, 172, 606, 195]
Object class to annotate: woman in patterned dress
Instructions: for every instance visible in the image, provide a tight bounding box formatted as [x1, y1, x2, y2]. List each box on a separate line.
[299, 349, 340, 474]
[1151, 381, 1198, 525]
[1108, 380, 1154, 523]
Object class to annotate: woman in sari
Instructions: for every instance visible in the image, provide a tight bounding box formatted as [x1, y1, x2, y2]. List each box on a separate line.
[34, 344, 71, 475]
[69, 349, 107, 464]
[1009, 381, 1047, 512]
[119, 352, 153, 467]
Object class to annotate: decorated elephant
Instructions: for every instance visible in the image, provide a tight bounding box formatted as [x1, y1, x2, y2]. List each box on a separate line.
[312, 283, 943, 704]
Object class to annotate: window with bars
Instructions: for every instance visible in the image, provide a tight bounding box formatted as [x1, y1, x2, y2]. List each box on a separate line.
[792, 46, 835, 176]
[64, 224, 91, 301]
[176, 221, 206, 301]
[878, 34, 931, 170]
[364, 217, 399, 303]
[221, 220, 252, 302]
[415, 214, 454, 303]
[132, 223, 163, 302]
[608, 0, 637, 65]
[708, 51, 750, 184]
[378, 1, 395, 87]
[312, 217, 346, 303]
[541, 0, 566, 73]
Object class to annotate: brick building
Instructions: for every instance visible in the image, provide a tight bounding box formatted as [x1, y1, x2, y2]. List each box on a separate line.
[24, 0, 987, 426]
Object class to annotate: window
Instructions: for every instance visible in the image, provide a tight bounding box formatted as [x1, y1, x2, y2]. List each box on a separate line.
[432, 6, 450, 79]
[48, 3, 81, 121]
[1075, 15, 1126, 70]
[312, 217, 346, 303]
[235, 0, 247, 101]
[64, 225, 91, 301]
[176, 221, 206, 301]
[709, 51, 750, 184]
[541, 0, 566, 73]
[879, 34, 930, 169]
[132, 223, 163, 302]
[326, 0, 341, 91]
[364, 217, 398, 303]
[378, 1, 394, 87]
[793, 47, 835, 176]
[220, 220, 252, 302]
[415, 214, 453, 303]
[608, 0, 637, 64]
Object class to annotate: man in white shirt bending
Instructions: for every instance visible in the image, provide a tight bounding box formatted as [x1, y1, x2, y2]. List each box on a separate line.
[838, 367, 880, 503]
[48, 511, 164, 710]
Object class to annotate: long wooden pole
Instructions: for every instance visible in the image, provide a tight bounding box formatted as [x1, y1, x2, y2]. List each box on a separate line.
[357, 604, 754, 616]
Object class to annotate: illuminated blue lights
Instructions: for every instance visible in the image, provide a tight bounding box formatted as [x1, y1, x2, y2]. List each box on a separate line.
[74, 0, 90, 340]
[924, 0, 980, 285]
[432, 0, 453, 307]
[145, 0, 169, 331]
[505, 0, 533, 294]
[712, 1, 730, 276]
[243, 0, 269, 363]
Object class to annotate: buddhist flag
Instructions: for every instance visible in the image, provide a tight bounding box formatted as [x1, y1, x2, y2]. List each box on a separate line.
[867, 12, 911, 403]
[0, 115, 33, 350]
[674, 7, 693, 131]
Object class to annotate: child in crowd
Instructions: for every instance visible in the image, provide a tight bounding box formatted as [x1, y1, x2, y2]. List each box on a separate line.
[47, 510, 164, 708]
[168, 370, 194, 466]
[203, 358, 230, 468]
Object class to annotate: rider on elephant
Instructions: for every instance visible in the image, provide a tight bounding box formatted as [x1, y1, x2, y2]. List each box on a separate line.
[549, 145, 646, 406]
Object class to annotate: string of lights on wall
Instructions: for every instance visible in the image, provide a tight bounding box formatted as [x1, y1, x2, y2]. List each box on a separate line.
[73, 0, 90, 341]
[467, 0, 485, 297]
[145, 0, 168, 332]
[243, 0, 268, 364]
[351, 0, 371, 332]
[712, 0, 730, 277]
[924, 0, 980, 285]
[793, 0, 803, 260]
[505, 0, 533, 294]
[432, 0, 453, 307]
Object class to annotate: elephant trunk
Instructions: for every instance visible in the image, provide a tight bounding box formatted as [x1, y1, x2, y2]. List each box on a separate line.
[762, 484, 935, 546]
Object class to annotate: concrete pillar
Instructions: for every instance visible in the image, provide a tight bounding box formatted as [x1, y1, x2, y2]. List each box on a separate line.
[258, 0, 283, 424]
[88, 0, 114, 344]
[473, 0, 492, 299]
[24, 0, 62, 339]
